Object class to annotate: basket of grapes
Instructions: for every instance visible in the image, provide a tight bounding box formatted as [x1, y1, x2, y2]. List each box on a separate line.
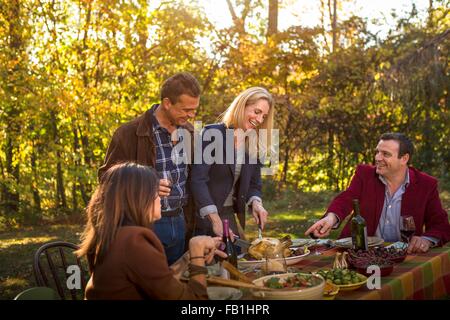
[347, 248, 402, 276]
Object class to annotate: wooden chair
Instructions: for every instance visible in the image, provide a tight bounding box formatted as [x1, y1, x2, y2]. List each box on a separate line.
[33, 241, 88, 300]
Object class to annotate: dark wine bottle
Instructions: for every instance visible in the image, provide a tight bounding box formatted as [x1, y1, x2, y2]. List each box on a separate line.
[400, 229, 415, 242]
[351, 199, 368, 251]
[222, 219, 238, 268]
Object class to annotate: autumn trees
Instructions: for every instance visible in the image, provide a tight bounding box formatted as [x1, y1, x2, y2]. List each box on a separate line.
[0, 0, 448, 225]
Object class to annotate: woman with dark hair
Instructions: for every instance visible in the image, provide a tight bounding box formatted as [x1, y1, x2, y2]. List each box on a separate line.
[76, 162, 225, 300]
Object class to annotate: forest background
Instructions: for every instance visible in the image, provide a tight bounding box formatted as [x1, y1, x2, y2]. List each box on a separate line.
[1, 0, 448, 225]
[0, 0, 449, 298]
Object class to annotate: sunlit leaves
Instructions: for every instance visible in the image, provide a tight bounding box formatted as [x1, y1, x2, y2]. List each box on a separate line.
[0, 0, 448, 225]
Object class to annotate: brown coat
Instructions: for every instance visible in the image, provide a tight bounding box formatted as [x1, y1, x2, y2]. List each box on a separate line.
[98, 106, 196, 241]
[85, 226, 207, 300]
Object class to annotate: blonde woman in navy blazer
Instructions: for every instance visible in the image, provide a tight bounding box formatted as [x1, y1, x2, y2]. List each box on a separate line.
[190, 87, 275, 237]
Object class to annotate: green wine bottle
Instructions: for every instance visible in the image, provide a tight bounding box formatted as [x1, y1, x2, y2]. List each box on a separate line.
[351, 199, 368, 251]
[222, 219, 238, 268]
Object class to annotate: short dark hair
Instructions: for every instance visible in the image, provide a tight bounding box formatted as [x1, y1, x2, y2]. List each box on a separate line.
[380, 132, 414, 163]
[160, 72, 201, 104]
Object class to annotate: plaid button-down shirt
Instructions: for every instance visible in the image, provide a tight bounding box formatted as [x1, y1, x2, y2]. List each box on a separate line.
[151, 105, 188, 212]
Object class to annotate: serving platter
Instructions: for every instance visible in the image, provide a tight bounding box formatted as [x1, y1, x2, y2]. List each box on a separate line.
[334, 236, 384, 249]
[237, 247, 310, 268]
[335, 275, 368, 291]
[251, 272, 325, 300]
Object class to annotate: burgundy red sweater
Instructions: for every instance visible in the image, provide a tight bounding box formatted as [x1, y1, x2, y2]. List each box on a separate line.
[328, 165, 450, 245]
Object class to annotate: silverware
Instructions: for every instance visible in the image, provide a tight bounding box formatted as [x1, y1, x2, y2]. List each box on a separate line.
[257, 223, 263, 239]
[207, 276, 276, 291]
[234, 238, 251, 253]
[221, 261, 253, 284]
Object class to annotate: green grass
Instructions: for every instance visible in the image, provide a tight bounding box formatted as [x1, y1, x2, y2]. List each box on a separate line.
[1, 189, 449, 300]
[244, 190, 343, 240]
[0, 225, 83, 300]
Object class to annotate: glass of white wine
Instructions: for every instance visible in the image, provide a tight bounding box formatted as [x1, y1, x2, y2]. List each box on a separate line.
[262, 248, 288, 275]
[158, 171, 173, 198]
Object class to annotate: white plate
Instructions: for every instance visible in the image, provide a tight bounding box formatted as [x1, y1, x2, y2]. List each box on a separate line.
[334, 236, 384, 248]
[207, 286, 242, 300]
[290, 239, 316, 247]
[237, 247, 310, 268]
[291, 239, 333, 247]
[385, 241, 408, 250]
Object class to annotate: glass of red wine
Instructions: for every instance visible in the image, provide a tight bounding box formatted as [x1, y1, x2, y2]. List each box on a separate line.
[400, 215, 416, 244]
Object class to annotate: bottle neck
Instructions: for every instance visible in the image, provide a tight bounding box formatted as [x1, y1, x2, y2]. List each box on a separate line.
[223, 219, 230, 237]
[353, 200, 361, 217]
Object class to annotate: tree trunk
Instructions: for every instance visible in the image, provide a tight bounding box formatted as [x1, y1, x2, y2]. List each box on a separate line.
[56, 160, 67, 209]
[282, 145, 290, 184]
[4, 136, 20, 215]
[80, 0, 92, 88]
[3, 0, 23, 218]
[427, 0, 433, 28]
[71, 123, 90, 208]
[320, 0, 330, 52]
[79, 1, 93, 203]
[332, 0, 337, 52]
[267, 0, 278, 37]
[50, 111, 67, 209]
[226, 0, 249, 34]
[71, 125, 79, 212]
[281, 111, 293, 184]
[327, 128, 335, 190]
[30, 145, 42, 213]
[77, 123, 92, 206]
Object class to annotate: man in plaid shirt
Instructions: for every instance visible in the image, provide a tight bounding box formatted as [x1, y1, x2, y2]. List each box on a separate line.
[99, 72, 200, 264]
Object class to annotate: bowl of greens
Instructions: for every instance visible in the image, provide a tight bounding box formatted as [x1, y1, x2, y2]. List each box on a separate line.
[251, 272, 325, 300]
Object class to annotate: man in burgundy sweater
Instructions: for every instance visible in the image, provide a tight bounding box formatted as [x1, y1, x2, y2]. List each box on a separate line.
[305, 132, 450, 254]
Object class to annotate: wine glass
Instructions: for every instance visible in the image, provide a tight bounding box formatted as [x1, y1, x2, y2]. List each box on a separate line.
[158, 171, 173, 197]
[263, 251, 288, 275]
[400, 215, 416, 244]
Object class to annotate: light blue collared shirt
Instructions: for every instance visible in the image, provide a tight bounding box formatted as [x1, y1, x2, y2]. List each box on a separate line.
[375, 171, 410, 242]
[375, 169, 438, 245]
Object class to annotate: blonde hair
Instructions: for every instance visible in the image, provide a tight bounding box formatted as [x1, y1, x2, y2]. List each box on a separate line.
[220, 87, 275, 154]
[75, 163, 159, 271]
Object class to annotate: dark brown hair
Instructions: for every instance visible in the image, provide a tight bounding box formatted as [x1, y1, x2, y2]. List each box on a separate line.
[160, 72, 201, 104]
[75, 162, 159, 271]
[380, 132, 415, 164]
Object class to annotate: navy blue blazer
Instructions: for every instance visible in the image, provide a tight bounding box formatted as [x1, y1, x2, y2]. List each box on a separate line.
[190, 123, 262, 229]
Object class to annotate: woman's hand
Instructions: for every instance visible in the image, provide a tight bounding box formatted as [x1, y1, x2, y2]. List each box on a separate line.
[189, 236, 227, 264]
[251, 200, 268, 230]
